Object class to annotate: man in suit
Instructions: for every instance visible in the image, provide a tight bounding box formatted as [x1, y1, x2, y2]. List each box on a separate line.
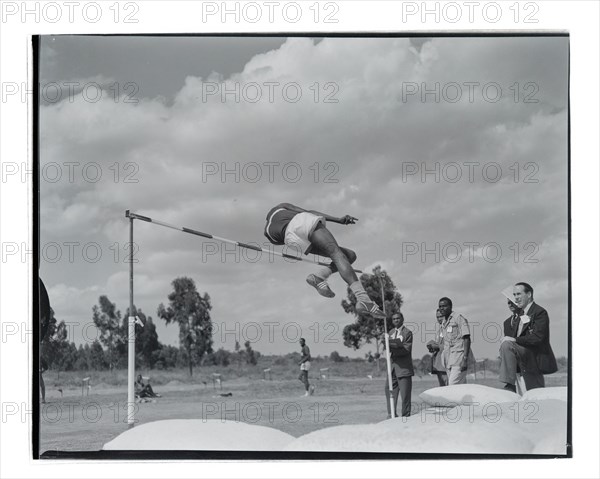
[384, 313, 414, 418]
[503, 297, 523, 338]
[499, 282, 558, 392]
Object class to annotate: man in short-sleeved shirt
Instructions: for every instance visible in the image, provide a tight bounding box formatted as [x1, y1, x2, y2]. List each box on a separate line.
[438, 297, 472, 385]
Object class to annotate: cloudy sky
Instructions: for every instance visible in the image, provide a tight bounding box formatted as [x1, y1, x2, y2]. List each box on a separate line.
[39, 35, 569, 361]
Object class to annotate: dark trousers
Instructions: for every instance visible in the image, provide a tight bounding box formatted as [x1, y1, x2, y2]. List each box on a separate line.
[385, 371, 412, 417]
[434, 372, 448, 387]
[499, 340, 545, 390]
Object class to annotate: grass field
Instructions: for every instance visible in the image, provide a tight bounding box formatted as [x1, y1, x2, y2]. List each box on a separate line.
[39, 361, 568, 453]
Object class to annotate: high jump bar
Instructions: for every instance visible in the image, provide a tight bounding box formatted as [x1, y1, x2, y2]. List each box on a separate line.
[125, 210, 362, 273]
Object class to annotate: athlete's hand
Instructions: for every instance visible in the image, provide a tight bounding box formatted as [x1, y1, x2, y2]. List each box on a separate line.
[340, 215, 358, 225]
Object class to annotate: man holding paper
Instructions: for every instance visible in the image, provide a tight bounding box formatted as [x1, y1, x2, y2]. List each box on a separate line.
[384, 313, 414, 418]
[499, 282, 558, 392]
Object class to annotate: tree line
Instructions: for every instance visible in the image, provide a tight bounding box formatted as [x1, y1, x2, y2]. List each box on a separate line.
[41, 269, 403, 375]
[41, 277, 258, 375]
[43, 268, 565, 376]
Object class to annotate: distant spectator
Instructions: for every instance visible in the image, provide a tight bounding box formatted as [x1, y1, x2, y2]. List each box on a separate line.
[298, 338, 314, 396]
[135, 374, 160, 398]
[39, 278, 51, 404]
[40, 358, 48, 404]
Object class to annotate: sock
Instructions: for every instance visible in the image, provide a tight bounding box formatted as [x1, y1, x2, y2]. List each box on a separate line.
[314, 266, 333, 280]
[350, 280, 371, 302]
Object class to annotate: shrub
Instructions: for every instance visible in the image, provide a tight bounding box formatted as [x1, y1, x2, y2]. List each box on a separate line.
[330, 351, 344, 362]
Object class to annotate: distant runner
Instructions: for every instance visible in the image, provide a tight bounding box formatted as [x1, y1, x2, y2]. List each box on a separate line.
[298, 338, 314, 397]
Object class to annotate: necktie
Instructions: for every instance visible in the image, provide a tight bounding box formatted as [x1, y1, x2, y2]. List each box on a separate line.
[511, 314, 519, 331]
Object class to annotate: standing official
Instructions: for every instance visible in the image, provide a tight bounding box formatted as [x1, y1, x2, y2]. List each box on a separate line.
[384, 313, 414, 418]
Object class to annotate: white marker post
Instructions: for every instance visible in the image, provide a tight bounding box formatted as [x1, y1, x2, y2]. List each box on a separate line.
[380, 276, 395, 419]
[127, 211, 135, 428]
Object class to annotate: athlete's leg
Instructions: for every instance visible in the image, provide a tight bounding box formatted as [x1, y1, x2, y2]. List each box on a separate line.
[308, 224, 357, 285]
[306, 245, 356, 297]
[307, 225, 384, 318]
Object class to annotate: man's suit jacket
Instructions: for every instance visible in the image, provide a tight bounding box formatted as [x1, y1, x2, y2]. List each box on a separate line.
[387, 325, 414, 377]
[514, 302, 558, 375]
[503, 314, 519, 338]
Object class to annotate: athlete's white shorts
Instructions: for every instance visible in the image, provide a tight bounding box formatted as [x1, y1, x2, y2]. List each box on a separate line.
[300, 361, 311, 371]
[284, 212, 325, 255]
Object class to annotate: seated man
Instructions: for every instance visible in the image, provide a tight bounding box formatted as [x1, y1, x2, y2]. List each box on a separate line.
[135, 374, 160, 398]
[264, 203, 384, 318]
[499, 282, 558, 392]
[503, 296, 523, 339]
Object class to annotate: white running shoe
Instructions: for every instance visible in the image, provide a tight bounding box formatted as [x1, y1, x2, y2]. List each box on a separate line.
[356, 300, 386, 319]
[306, 274, 335, 298]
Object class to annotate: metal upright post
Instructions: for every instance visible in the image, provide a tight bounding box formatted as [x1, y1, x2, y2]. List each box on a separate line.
[381, 275, 395, 419]
[126, 210, 135, 428]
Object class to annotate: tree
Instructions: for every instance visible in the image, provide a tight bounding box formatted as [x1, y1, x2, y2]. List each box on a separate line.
[153, 345, 179, 370]
[74, 344, 90, 370]
[330, 351, 344, 362]
[58, 342, 79, 371]
[41, 310, 78, 376]
[234, 340, 243, 369]
[92, 296, 124, 370]
[244, 341, 257, 365]
[157, 277, 213, 376]
[89, 340, 107, 370]
[341, 266, 403, 370]
[137, 315, 160, 368]
[213, 348, 231, 367]
[41, 308, 62, 368]
[122, 308, 161, 369]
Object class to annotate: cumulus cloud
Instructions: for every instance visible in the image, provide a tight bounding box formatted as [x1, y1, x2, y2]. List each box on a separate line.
[40, 36, 569, 358]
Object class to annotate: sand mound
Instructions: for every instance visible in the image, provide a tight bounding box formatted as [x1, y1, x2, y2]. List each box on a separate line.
[102, 419, 294, 451]
[285, 397, 567, 454]
[420, 384, 520, 407]
[532, 433, 568, 455]
[102, 392, 567, 455]
[520, 387, 567, 403]
[285, 411, 533, 453]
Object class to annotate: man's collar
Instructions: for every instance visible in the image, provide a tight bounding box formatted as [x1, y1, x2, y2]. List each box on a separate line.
[523, 301, 533, 314]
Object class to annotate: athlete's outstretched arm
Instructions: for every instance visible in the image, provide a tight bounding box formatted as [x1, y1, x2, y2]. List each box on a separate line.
[274, 203, 357, 224]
